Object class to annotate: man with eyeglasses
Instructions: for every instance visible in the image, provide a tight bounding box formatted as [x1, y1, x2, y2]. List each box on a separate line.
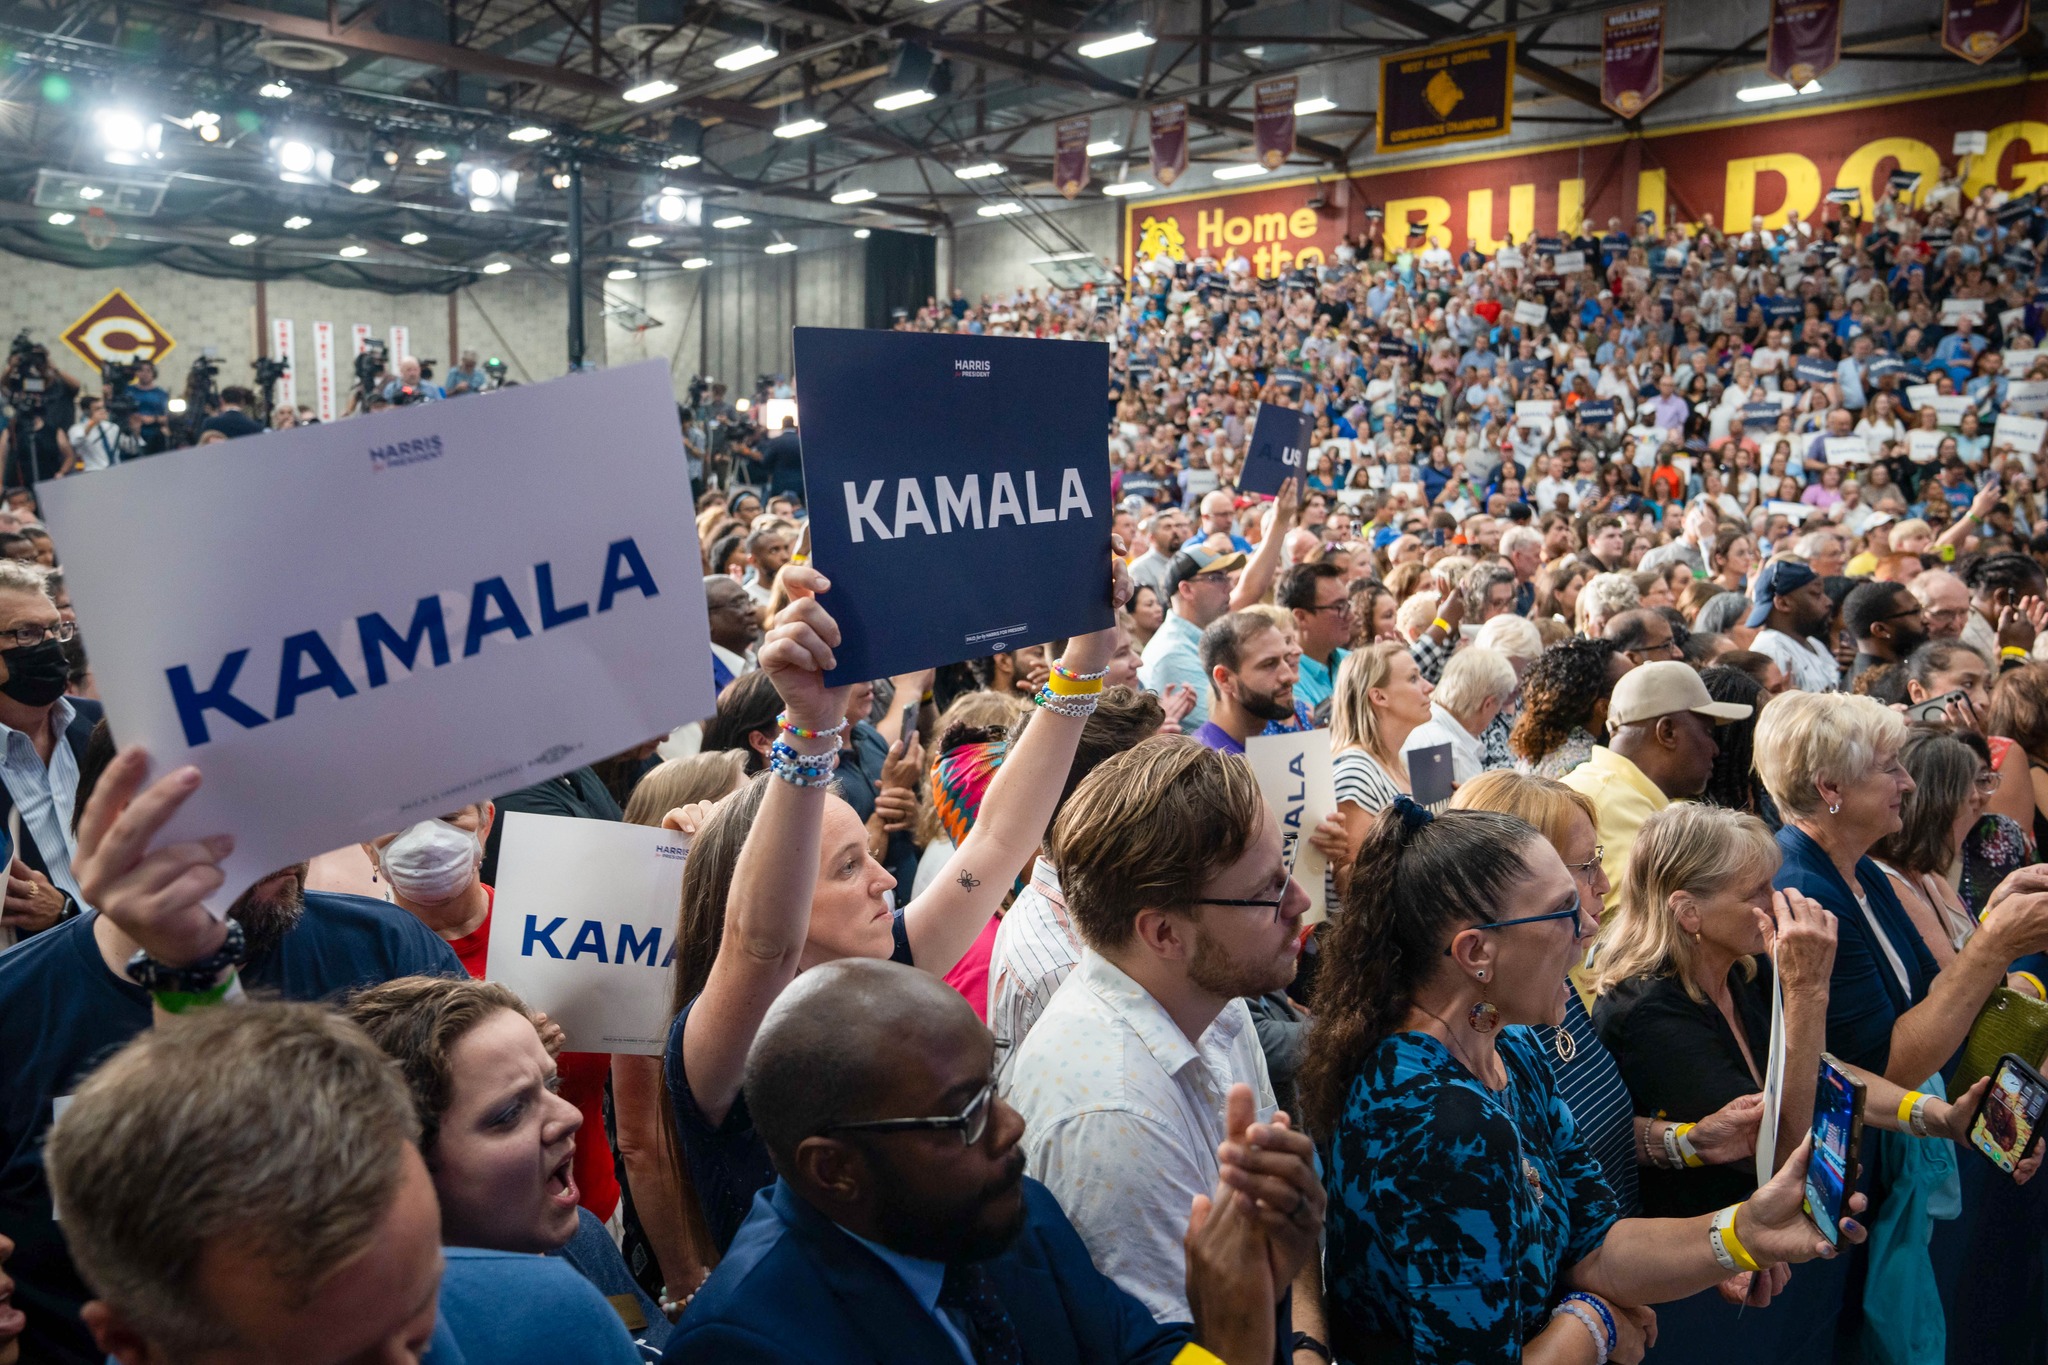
[1006, 739, 1330, 1353]
[1278, 562, 1348, 714]
[0, 560, 94, 943]
[669, 957, 1320, 1365]
[1842, 580, 1929, 686]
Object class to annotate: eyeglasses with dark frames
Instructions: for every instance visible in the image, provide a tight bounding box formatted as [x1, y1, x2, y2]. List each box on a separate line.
[1195, 864, 1295, 923]
[823, 1080, 995, 1147]
[1442, 892, 1586, 955]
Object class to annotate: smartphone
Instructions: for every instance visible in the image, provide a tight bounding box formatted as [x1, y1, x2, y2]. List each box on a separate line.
[1804, 1053, 1866, 1246]
[899, 702, 919, 750]
[1906, 688, 1970, 724]
[1970, 1052, 2048, 1175]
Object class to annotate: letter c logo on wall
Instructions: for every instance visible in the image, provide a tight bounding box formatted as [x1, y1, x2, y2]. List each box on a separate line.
[62, 288, 177, 369]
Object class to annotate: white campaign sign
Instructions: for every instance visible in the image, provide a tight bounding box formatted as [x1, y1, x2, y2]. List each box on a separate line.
[1824, 435, 1871, 465]
[41, 360, 714, 906]
[1933, 394, 1973, 426]
[2008, 380, 2048, 417]
[1941, 297, 1986, 322]
[1907, 430, 1945, 464]
[1996, 412, 2048, 454]
[1244, 730, 1337, 924]
[1514, 300, 1548, 327]
[1905, 383, 1938, 410]
[1553, 250, 1586, 273]
[486, 812, 687, 1054]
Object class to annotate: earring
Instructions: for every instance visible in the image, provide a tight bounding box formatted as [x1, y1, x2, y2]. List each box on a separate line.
[1468, 973, 1500, 1033]
[1828, 802, 1841, 815]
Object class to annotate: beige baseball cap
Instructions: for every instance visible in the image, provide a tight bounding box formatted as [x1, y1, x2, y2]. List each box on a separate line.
[1606, 660, 1753, 733]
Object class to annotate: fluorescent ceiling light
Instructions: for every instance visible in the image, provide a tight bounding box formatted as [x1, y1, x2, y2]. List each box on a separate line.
[714, 43, 778, 71]
[661, 153, 700, 169]
[283, 215, 311, 229]
[1102, 180, 1154, 196]
[954, 162, 1006, 179]
[608, 267, 638, 279]
[348, 176, 382, 194]
[1736, 80, 1821, 103]
[1078, 30, 1154, 59]
[401, 231, 429, 245]
[1293, 97, 1337, 116]
[414, 147, 446, 163]
[551, 251, 572, 264]
[627, 233, 663, 248]
[853, 228, 871, 238]
[623, 78, 679, 102]
[978, 201, 1023, 217]
[338, 245, 367, 257]
[765, 240, 798, 254]
[874, 89, 934, 111]
[774, 117, 827, 139]
[832, 187, 877, 204]
[258, 80, 292, 99]
[682, 256, 711, 268]
[1086, 139, 1121, 156]
[76, 186, 102, 200]
[712, 214, 752, 229]
[229, 231, 258, 245]
[47, 212, 74, 225]
[507, 125, 550, 143]
[482, 261, 512, 274]
[1213, 163, 1268, 180]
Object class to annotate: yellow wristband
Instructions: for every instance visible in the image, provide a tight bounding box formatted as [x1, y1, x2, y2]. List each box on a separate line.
[1716, 1203, 1761, 1274]
[1897, 1091, 1925, 1127]
[1045, 672, 1105, 698]
[1172, 1347, 1229, 1365]
[1432, 617, 1452, 634]
[1674, 1122, 1704, 1167]
[2004, 646, 2032, 661]
[2018, 971, 2045, 998]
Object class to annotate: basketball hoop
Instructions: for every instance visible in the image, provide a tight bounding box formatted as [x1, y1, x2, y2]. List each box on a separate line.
[80, 206, 114, 251]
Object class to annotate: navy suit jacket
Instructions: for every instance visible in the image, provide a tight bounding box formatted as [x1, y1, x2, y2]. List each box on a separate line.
[662, 1178, 1190, 1364]
[2, 697, 99, 885]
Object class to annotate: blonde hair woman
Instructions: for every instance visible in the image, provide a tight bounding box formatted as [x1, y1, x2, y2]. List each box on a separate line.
[1328, 642, 1433, 888]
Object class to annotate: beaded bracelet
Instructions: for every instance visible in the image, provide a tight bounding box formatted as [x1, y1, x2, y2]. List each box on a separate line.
[769, 741, 840, 788]
[1031, 684, 1100, 718]
[1552, 1301, 1609, 1365]
[1051, 663, 1110, 683]
[777, 712, 850, 741]
[1555, 1292, 1615, 1363]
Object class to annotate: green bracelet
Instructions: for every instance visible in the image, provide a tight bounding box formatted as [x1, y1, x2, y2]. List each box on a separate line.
[152, 969, 242, 1014]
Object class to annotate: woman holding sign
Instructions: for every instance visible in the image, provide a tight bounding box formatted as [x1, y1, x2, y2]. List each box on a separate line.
[662, 557, 1129, 1254]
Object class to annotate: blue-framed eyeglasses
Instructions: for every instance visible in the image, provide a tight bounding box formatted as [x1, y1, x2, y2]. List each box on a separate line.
[1443, 892, 1586, 955]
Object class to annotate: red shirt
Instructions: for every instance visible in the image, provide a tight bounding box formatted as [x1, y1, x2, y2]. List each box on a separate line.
[451, 888, 621, 1221]
[942, 913, 1001, 1021]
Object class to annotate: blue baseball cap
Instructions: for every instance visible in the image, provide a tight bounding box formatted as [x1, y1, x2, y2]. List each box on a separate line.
[1746, 560, 1818, 628]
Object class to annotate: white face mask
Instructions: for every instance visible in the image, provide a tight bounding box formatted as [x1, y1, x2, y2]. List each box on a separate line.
[378, 818, 481, 904]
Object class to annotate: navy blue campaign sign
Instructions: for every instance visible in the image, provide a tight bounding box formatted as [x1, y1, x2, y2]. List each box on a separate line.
[1238, 401, 1310, 497]
[794, 328, 1113, 684]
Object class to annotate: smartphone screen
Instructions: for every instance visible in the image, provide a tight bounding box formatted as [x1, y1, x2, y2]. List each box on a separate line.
[1804, 1059, 1858, 1245]
[1972, 1056, 2048, 1175]
[899, 702, 919, 749]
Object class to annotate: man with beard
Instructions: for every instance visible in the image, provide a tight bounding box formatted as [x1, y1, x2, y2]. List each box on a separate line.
[1195, 613, 1303, 755]
[0, 561, 97, 943]
[1005, 739, 1321, 1336]
[666, 958, 1320, 1365]
[1747, 559, 1842, 693]
[0, 737, 460, 1365]
[1843, 580, 1930, 686]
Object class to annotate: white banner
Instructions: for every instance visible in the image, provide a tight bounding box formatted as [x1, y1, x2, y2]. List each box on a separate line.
[1933, 394, 1973, 427]
[485, 812, 686, 1054]
[1996, 412, 2048, 454]
[1515, 399, 1556, 428]
[1941, 297, 1987, 323]
[2009, 380, 2048, 417]
[1824, 436, 1871, 465]
[1495, 247, 1524, 269]
[312, 321, 338, 423]
[269, 318, 296, 415]
[1553, 250, 1586, 273]
[1907, 429, 1946, 464]
[389, 325, 411, 366]
[351, 323, 373, 355]
[1244, 730, 1337, 925]
[1766, 498, 1813, 523]
[39, 360, 714, 905]
[1514, 300, 1548, 327]
[1905, 382, 1939, 410]
[2009, 349, 2042, 375]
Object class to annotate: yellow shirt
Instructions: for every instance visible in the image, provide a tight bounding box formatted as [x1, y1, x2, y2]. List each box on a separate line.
[1561, 744, 1671, 918]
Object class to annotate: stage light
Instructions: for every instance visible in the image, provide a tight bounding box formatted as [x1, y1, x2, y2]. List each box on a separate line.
[662, 153, 700, 169]
[415, 146, 447, 164]
[47, 212, 73, 225]
[1087, 139, 1121, 156]
[1078, 30, 1153, 58]
[628, 233, 662, 248]
[348, 176, 382, 194]
[508, 125, 550, 143]
[551, 170, 573, 189]
[76, 185, 102, 200]
[270, 132, 335, 186]
[714, 43, 777, 71]
[713, 214, 751, 229]
[874, 89, 933, 111]
[682, 257, 710, 268]
[283, 216, 311, 229]
[401, 231, 429, 244]
[1294, 97, 1336, 116]
[978, 201, 1023, 216]
[551, 251, 572, 263]
[609, 267, 638, 279]
[623, 78, 679, 102]
[1213, 163, 1268, 180]
[1102, 180, 1153, 196]
[832, 187, 877, 204]
[954, 162, 1005, 179]
[765, 240, 797, 254]
[456, 163, 519, 213]
[339, 245, 367, 257]
[94, 108, 163, 165]
[644, 188, 699, 226]
[168, 397, 188, 413]
[482, 261, 511, 274]
[853, 228, 871, 238]
[774, 115, 826, 139]
[229, 231, 257, 245]
[258, 80, 292, 99]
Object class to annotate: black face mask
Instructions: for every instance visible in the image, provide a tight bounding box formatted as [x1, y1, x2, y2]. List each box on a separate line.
[0, 639, 68, 707]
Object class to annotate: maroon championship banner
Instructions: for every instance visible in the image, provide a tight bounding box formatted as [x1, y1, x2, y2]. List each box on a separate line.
[1054, 116, 1091, 200]
[1253, 76, 1299, 170]
[1943, 0, 2030, 62]
[1601, 4, 1665, 118]
[1377, 34, 1515, 154]
[1150, 101, 1188, 187]
[1767, 0, 1842, 87]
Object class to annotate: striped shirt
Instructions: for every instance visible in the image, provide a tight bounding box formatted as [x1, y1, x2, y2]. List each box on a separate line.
[1333, 748, 1404, 816]
[1531, 990, 1640, 1216]
[0, 698, 80, 903]
[987, 857, 1081, 1088]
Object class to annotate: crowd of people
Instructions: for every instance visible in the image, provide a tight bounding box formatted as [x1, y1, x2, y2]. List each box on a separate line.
[11, 151, 2048, 1365]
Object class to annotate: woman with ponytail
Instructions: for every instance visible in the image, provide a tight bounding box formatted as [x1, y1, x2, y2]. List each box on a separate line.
[1303, 800, 1869, 1365]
